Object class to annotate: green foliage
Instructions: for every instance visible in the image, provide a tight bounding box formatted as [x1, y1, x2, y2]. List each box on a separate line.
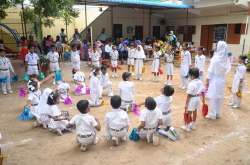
[61, 9, 80, 26]
[39, 54, 48, 68]
[243, 52, 250, 69]
[0, 0, 23, 19]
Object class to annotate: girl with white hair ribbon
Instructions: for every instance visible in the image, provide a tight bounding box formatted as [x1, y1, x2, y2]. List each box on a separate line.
[134, 45, 146, 80]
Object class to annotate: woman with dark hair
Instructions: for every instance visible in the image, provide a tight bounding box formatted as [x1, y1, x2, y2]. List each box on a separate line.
[28, 35, 43, 55]
[45, 35, 53, 54]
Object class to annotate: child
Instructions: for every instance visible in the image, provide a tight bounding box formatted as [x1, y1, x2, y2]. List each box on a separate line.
[87, 45, 92, 62]
[181, 68, 204, 132]
[228, 55, 247, 108]
[209, 49, 214, 59]
[110, 45, 119, 78]
[47, 44, 61, 85]
[88, 66, 102, 107]
[73, 67, 86, 95]
[66, 100, 101, 152]
[0, 48, 15, 95]
[165, 50, 174, 85]
[18, 36, 28, 65]
[56, 77, 70, 103]
[63, 41, 70, 62]
[25, 45, 41, 79]
[100, 65, 114, 97]
[105, 95, 130, 146]
[151, 45, 161, 82]
[195, 46, 206, 84]
[179, 43, 191, 90]
[126, 43, 135, 75]
[47, 92, 72, 135]
[176, 39, 181, 49]
[90, 46, 101, 67]
[118, 72, 134, 112]
[137, 97, 162, 146]
[66, 42, 83, 70]
[134, 45, 146, 81]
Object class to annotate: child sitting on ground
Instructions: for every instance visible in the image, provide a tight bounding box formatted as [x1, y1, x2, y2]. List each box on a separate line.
[56, 77, 70, 103]
[100, 65, 114, 97]
[181, 68, 205, 132]
[73, 67, 86, 95]
[66, 100, 101, 152]
[105, 95, 130, 146]
[88, 66, 102, 107]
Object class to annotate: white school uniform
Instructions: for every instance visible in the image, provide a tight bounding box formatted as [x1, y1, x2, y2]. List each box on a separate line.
[155, 95, 172, 127]
[195, 54, 206, 83]
[110, 50, 119, 68]
[165, 54, 174, 75]
[57, 82, 70, 102]
[47, 51, 60, 72]
[151, 51, 161, 73]
[105, 109, 130, 138]
[127, 48, 135, 65]
[37, 88, 52, 125]
[70, 113, 98, 145]
[48, 105, 69, 131]
[186, 79, 204, 111]
[71, 50, 80, 70]
[180, 50, 191, 87]
[25, 53, 39, 75]
[90, 52, 100, 67]
[74, 71, 86, 95]
[88, 75, 102, 107]
[28, 90, 41, 116]
[0, 56, 14, 92]
[134, 45, 146, 74]
[118, 81, 134, 109]
[99, 72, 112, 95]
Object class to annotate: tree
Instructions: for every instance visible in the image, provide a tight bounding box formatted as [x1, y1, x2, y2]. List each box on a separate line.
[61, 9, 80, 36]
[0, 0, 22, 20]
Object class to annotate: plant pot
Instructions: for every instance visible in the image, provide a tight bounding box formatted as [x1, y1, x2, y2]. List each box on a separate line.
[41, 67, 49, 76]
[102, 59, 110, 67]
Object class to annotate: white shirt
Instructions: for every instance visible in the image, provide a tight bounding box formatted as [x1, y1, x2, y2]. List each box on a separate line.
[105, 45, 113, 53]
[176, 42, 180, 48]
[70, 113, 97, 135]
[99, 72, 109, 86]
[118, 81, 134, 101]
[89, 76, 102, 98]
[105, 109, 130, 130]
[0, 56, 14, 72]
[74, 71, 85, 82]
[180, 50, 191, 76]
[57, 82, 70, 94]
[28, 90, 40, 104]
[25, 53, 39, 65]
[71, 50, 80, 63]
[166, 54, 174, 63]
[195, 54, 206, 72]
[47, 51, 59, 62]
[110, 50, 119, 60]
[234, 64, 246, 80]
[48, 105, 61, 117]
[127, 48, 135, 58]
[187, 79, 204, 95]
[90, 52, 100, 62]
[153, 51, 161, 59]
[155, 95, 172, 113]
[140, 108, 163, 128]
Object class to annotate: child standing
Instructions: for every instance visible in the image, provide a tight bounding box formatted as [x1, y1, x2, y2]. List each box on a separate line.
[179, 43, 191, 90]
[56, 77, 70, 103]
[18, 36, 28, 65]
[228, 55, 247, 108]
[66, 100, 101, 152]
[47, 44, 61, 85]
[0, 48, 15, 95]
[66, 42, 83, 70]
[165, 50, 174, 85]
[209, 49, 214, 59]
[151, 45, 161, 82]
[195, 46, 206, 84]
[181, 68, 204, 132]
[110, 45, 119, 78]
[134, 45, 146, 81]
[105, 95, 130, 146]
[100, 65, 114, 97]
[73, 67, 86, 95]
[90, 46, 101, 67]
[118, 72, 134, 112]
[25, 45, 41, 79]
[88, 66, 102, 107]
[126, 43, 135, 75]
[137, 97, 162, 146]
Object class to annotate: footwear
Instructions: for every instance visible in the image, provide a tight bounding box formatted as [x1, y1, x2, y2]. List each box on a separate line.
[93, 137, 99, 145]
[115, 73, 118, 77]
[52, 80, 56, 85]
[181, 86, 186, 90]
[33, 121, 40, 128]
[126, 104, 132, 113]
[152, 78, 156, 81]
[153, 131, 160, 146]
[153, 79, 157, 82]
[42, 122, 47, 129]
[205, 114, 216, 120]
[3, 92, 7, 95]
[228, 102, 235, 106]
[232, 105, 240, 109]
[146, 133, 153, 143]
[56, 128, 62, 136]
[169, 82, 172, 85]
[121, 61, 124, 65]
[178, 85, 183, 89]
[170, 128, 180, 140]
[8, 90, 13, 93]
[112, 137, 118, 146]
[132, 72, 134, 76]
[108, 91, 114, 97]
[140, 78, 142, 81]
[216, 114, 221, 119]
[112, 73, 114, 78]
[181, 125, 190, 132]
[121, 135, 126, 141]
[135, 77, 139, 80]
[164, 82, 168, 85]
[190, 123, 195, 130]
[80, 144, 87, 152]
[166, 130, 176, 141]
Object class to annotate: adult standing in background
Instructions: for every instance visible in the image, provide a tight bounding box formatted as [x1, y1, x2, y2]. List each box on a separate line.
[60, 28, 67, 41]
[169, 31, 177, 47]
[73, 28, 81, 42]
[28, 35, 44, 55]
[98, 28, 107, 44]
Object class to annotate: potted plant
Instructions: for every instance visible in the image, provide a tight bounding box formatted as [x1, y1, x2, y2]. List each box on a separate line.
[39, 54, 49, 76]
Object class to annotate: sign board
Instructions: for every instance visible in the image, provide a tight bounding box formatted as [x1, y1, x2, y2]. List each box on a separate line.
[214, 24, 227, 43]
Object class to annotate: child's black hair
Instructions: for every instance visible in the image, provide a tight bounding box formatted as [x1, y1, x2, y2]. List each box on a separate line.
[155, 45, 160, 50]
[184, 43, 189, 48]
[71, 44, 77, 49]
[47, 92, 59, 105]
[239, 55, 248, 65]
[72, 68, 76, 75]
[28, 45, 35, 49]
[145, 97, 156, 110]
[101, 65, 107, 70]
[163, 85, 174, 97]
[191, 42, 194, 45]
[50, 44, 56, 48]
[76, 99, 89, 114]
[28, 81, 38, 92]
[21, 36, 26, 40]
[47, 35, 51, 40]
[0, 49, 4, 53]
[93, 46, 97, 49]
[122, 72, 131, 81]
[197, 46, 204, 52]
[189, 68, 200, 78]
[110, 95, 121, 109]
[209, 49, 214, 57]
[0, 39, 3, 44]
[112, 45, 116, 49]
[92, 66, 100, 76]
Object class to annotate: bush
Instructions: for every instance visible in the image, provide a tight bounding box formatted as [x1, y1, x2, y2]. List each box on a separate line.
[243, 52, 250, 69]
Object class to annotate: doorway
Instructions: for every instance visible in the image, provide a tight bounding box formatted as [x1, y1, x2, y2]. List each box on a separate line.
[113, 24, 122, 39]
[153, 26, 160, 39]
[135, 26, 143, 40]
[200, 25, 215, 55]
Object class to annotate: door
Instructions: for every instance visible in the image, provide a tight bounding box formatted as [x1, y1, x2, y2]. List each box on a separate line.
[113, 24, 122, 39]
[135, 26, 143, 40]
[200, 25, 214, 55]
[153, 26, 160, 39]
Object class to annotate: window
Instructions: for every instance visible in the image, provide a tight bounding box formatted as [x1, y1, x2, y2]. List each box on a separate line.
[234, 24, 241, 34]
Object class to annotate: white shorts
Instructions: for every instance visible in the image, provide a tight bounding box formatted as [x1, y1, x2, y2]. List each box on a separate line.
[27, 65, 39, 75]
[187, 96, 201, 111]
[92, 61, 99, 67]
[127, 58, 134, 65]
[162, 113, 171, 127]
[111, 60, 117, 67]
[71, 61, 80, 70]
[50, 62, 60, 72]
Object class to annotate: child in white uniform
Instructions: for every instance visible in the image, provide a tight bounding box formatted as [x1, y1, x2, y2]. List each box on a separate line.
[105, 95, 130, 146]
[182, 68, 205, 132]
[118, 72, 134, 112]
[195, 46, 206, 83]
[165, 50, 174, 85]
[134, 45, 146, 81]
[151, 45, 161, 82]
[90, 46, 101, 67]
[228, 55, 247, 108]
[73, 67, 86, 95]
[100, 65, 113, 97]
[25, 45, 41, 79]
[66, 100, 101, 152]
[66, 42, 83, 70]
[179, 43, 191, 90]
[46, 44, 61, 85]
[137, 97, 162, 146]
[56, 77, 70, 103]
[110, 45, 119, 78]
[88, 66, 102, 107]
[126, 43, 135, 75]
[0, 48, 15, 94]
